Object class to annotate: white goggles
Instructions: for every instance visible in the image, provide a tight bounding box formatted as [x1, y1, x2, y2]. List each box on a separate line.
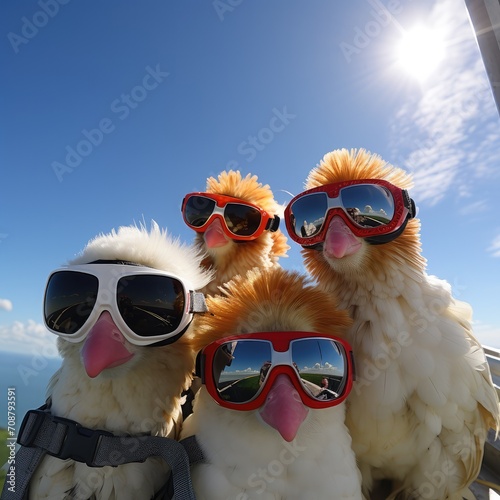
[43, 261, 207, 346]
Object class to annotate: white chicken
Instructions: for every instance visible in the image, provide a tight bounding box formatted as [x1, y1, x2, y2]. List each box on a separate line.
[284, 148, 500, 499]
[26, 221, 211, 500]
[182, 170, 289, 296]
[180, 267, 364, 500]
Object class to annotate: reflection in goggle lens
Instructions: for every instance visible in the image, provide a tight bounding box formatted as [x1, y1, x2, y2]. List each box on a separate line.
[340, 184, 395, 228]
[292, 338, 345, 401]
[224, 204, 262, 236]
[213, 339, 346, 404]
[44, 271, 98, 334]
[290, 193, 328, 238]
[117, 275, 185, 337]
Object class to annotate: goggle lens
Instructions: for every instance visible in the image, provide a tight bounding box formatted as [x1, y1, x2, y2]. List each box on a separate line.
[214, 341, 272, 403]
[340, 184, 395, 227]
[44, 271, 98, 334]
[289, 184, 397, 239]
[289, 192, 328, 238]
[212, 338, 347, 405]
[224, 203, 262, 236]
[183, 196, 216, 228]
[291, 338, 346, 401]
[117, 275, 185, 337]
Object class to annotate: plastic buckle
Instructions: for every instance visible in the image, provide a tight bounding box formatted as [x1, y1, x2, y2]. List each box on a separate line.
[17, 409, 47, 447]
[49, 415, 113, 467]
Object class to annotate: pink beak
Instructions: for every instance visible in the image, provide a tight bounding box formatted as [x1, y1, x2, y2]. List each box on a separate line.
[324, 215, 362, 259]
[81, 311, 134, 378]
[259, 374, 309, 442]
[204, 218, 230, 248]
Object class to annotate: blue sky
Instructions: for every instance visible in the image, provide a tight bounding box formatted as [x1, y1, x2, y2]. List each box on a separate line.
[1, 0, 500, 359]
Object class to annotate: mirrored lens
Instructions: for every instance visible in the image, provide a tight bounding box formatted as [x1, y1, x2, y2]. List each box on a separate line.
[213, 340, 272, 403]
[184, 196, 216, 227]
[340, 184, 395, 228]
[289, 193, 328, 238]
[224, 204, 263, 236]
[44, 271, 98, 334]
[117, 275, 185, 337]
[291, 339, 346, 401]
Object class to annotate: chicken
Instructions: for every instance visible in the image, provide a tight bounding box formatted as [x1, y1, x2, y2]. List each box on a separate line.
[27, 221, 211, 500]
[180, 267, 363, 499]
[284, 148, 500, 499]
[182, 170, 289, 296]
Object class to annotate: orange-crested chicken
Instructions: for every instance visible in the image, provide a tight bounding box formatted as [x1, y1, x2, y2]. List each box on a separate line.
[180, 267, 363, 499]
[284, 148, 500, 499]
[181, 170, 289, 296]
[25, 222, 211, 500]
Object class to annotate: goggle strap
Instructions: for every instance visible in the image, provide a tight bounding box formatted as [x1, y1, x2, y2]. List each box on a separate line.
[88, 259, 141, 266]
[265, 215, 280, 233]
[189, 291, 208, 313]
[402, 190, 416, 218]
[195, 351, 203, 379]
[147, 324, 191, 348]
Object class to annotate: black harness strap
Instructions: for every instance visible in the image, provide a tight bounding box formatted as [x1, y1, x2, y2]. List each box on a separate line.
[179, 435, 205, 466]
[1, 408, 197, 500]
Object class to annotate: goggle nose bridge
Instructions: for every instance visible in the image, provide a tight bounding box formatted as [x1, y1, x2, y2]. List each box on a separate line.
[94, 284, 116, 307]
[325, 191, 347, 210]
[259, 351, 302, 388]
[268, 348, 295, 366]
[210, 204, 230, 217]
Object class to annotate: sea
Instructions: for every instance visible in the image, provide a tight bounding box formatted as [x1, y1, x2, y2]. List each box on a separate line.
[0, 351, 62, 429]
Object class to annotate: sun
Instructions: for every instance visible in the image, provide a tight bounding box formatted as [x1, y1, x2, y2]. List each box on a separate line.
[396, 25, 446, 82]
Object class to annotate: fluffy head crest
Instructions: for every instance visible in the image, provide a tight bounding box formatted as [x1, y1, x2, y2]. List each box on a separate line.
[206, 170, 282, 216]
[306, 148, 413, 191]
[70, 220, 212, 291]
[192, 267, 352, 353]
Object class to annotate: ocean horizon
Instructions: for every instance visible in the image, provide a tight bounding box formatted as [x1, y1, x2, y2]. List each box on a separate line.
[0, 350, 62, 430]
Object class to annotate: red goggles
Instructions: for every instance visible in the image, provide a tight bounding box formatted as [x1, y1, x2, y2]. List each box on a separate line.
[196, 331, 355, 411]
[284, 179, 415, 246]
[181, 192, 280, 241]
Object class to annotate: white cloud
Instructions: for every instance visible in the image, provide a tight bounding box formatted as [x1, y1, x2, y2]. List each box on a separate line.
[0, 320, 59, 357]
[458, 200, 488, 216]
[389, 0, 500, 206]
[234, 367, 258, 374]
[301, 362, 342, 374]
[487, 234, 500, 258]
[0, 299, 13, 311]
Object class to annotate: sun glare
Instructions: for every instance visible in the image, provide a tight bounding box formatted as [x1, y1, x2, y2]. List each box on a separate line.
[397, 26, 445, 82]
